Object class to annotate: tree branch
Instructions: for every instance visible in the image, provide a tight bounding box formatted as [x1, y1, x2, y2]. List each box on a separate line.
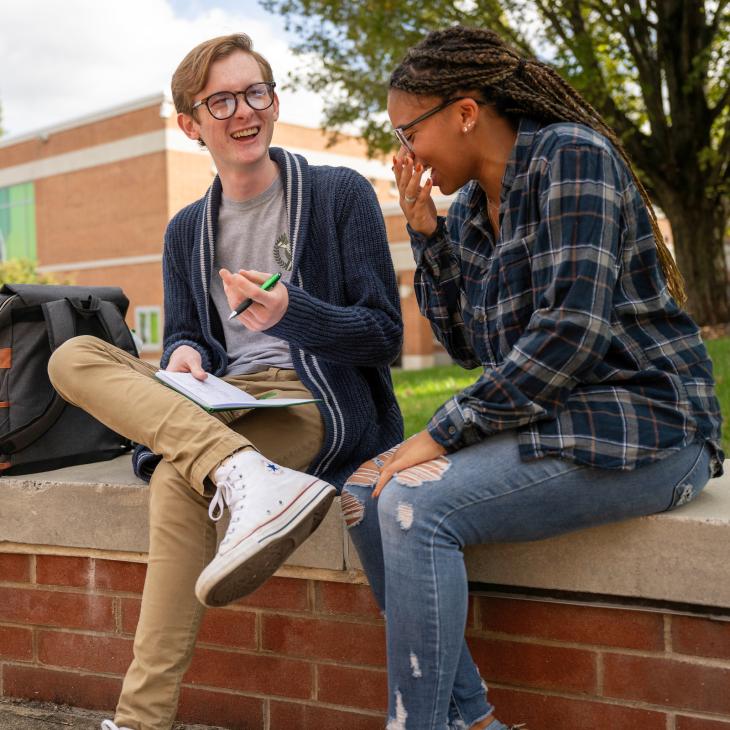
[710, 84, 730, 126]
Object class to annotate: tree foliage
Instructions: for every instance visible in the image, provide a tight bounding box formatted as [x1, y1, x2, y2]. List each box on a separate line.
[263, 0, 730, 324]
[0, 259, 68, 286]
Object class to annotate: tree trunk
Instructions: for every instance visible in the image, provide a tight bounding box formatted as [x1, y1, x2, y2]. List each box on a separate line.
[666, 201, 730, 326]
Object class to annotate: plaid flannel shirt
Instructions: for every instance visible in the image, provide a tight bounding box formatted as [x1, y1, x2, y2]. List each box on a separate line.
[411, 118, 723, 475]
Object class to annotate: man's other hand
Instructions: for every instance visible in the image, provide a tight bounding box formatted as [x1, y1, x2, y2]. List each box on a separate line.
[167, 345, 207, 381]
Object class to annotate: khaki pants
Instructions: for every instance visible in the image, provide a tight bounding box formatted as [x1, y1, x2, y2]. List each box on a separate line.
[48, 336, 325, 730]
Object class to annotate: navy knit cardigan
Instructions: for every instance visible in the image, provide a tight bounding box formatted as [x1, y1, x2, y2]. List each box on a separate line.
[133, 148, 404, 488]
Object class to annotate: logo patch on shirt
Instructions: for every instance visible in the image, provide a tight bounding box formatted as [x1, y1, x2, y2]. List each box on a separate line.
[273, 233, 292, 271]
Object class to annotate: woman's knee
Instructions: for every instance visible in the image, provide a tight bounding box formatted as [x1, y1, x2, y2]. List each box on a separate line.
[377, 482, 420, 535]
[341, 446, 400, 529]
[340, 481, 374, 530]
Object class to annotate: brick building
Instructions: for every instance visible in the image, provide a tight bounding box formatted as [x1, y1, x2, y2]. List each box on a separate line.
[0, 93, 448, 369]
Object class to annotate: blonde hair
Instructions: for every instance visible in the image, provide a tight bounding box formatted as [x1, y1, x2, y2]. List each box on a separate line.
[171, 33, 274, 117]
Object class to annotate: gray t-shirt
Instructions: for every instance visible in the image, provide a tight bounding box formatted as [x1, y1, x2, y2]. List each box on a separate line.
[210, 174, 294, 375]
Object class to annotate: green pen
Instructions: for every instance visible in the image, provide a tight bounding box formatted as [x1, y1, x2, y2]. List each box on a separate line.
[228, 272, 282, 320]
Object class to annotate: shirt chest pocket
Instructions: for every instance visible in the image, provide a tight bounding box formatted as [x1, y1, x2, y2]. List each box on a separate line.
[484, 234, 536, 356]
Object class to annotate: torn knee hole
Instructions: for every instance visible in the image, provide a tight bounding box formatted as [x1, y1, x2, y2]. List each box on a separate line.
[395, 456, 451, 487]
[344, 462, 379, 489]
[340, 491, 365, 528]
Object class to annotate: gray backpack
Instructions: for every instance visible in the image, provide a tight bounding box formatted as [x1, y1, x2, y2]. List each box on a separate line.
[0, 284, 138, 476]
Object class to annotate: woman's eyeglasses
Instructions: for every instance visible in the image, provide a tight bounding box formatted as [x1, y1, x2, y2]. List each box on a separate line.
[393, 96, 483, 153]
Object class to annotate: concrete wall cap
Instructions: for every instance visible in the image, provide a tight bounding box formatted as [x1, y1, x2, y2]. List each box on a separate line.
[2, 455, 728, 609]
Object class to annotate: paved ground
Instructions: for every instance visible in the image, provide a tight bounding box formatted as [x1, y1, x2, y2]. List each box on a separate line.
[0, 698, 223, 730]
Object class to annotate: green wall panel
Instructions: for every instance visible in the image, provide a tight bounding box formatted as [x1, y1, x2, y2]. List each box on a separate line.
[0, 182, 36, 260]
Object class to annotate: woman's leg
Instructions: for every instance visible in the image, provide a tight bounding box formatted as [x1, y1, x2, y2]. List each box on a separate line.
[373, 432, 712, 730]
[343, 452, 492, 729]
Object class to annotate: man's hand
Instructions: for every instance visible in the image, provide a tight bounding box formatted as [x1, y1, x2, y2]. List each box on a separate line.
[166, 345, 207, 381]
[220, 268, 288, 331]
[373, 429, 447, 497]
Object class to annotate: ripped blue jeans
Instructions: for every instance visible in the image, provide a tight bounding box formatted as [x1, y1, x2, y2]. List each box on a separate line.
[341, 431, 714, 730]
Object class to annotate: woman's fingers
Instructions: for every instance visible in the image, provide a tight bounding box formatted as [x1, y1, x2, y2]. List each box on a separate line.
[392, 153, 437, 235]
[393, 153, 418, 197]
[373, 461, 398, 497]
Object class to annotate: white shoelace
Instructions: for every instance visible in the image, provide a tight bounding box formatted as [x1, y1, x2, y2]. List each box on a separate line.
[208, 477, 246, 522]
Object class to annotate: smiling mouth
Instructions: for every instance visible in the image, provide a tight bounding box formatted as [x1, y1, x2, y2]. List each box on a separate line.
[231, 127, 259, 139]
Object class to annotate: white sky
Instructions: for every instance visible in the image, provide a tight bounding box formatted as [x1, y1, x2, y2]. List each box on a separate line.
[0, 0, 325, 140]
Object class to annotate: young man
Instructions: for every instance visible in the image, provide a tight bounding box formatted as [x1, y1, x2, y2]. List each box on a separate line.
[48, 33, 402, 730]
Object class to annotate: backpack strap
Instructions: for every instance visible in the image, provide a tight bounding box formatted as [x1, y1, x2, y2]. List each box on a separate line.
[97, 300, 137, 355]
[0, 297, 136, 456]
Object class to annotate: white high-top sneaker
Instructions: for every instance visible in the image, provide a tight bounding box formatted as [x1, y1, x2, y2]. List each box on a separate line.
[195, 449, 336, 607]
[100, 721, 132, 730]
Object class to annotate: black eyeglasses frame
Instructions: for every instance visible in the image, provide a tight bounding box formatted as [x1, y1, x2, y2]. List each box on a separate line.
[191, 82, 277, 120]
[393, 96, 483, 153]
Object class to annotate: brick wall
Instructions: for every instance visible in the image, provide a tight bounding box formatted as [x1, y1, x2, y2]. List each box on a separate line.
[1, 552, 729, 730]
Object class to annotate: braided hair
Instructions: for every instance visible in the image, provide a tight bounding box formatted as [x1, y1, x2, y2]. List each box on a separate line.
[390, 26, 685, 305]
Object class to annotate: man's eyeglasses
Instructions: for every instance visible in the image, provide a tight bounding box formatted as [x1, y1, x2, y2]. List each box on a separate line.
[393, 96, 482, 154]
[192, 82, 276, 120]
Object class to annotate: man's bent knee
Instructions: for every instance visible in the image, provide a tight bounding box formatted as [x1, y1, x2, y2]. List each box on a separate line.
[47, 335, 106, 391]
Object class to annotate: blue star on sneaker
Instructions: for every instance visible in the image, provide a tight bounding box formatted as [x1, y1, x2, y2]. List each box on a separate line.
[265, 462, 280, 473]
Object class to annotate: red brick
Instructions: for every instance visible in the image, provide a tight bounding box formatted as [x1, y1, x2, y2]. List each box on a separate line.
[120, 597, 141, 634]
[677, 717, 730, 730]
[270, 700, 385, 730]
[178, 686, 264, 729]
[119, 599, 258, 650]
[94, 559, 147, 593]
[0, 625, 33, 660]
[316, 581, 382, 619]
[0, 553, 31, 583]
[603, 654, 730, 714]
[185, 646, 312, 698]
[466, 594, 477, 630]
[197, 607, 257, 649]
[673, 615, 730, 661]
[0, 587, 115, 631]
[262, 614, 386, 667]
[489, 686, 667, 730]
[35, 555, 93, 588]
[317, 664, 388, 712]
[232, 576, 309, 611]
[3, 664, 122, 711]
[468, 636, 597, 693]
[38, 630, 133, 675]
[477, 596, 664, 651]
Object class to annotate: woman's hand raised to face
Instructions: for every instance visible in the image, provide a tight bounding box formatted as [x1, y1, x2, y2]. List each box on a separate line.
[393, 152, 438, 237]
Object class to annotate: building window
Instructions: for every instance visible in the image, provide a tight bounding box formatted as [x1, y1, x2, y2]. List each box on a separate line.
[135, 306, 162, 351]
[0, 182, 37, 260]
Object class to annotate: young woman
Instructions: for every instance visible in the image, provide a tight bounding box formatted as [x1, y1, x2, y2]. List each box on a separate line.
[341, 26, 724, 730]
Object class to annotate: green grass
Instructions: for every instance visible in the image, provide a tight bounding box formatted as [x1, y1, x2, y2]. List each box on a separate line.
[706, 337, 729, 455]
[392, 364, 481, 438]
[393, 336, 729, 454]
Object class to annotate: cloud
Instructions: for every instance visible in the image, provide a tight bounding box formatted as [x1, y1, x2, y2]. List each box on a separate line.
[0, 0, 324, 138]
